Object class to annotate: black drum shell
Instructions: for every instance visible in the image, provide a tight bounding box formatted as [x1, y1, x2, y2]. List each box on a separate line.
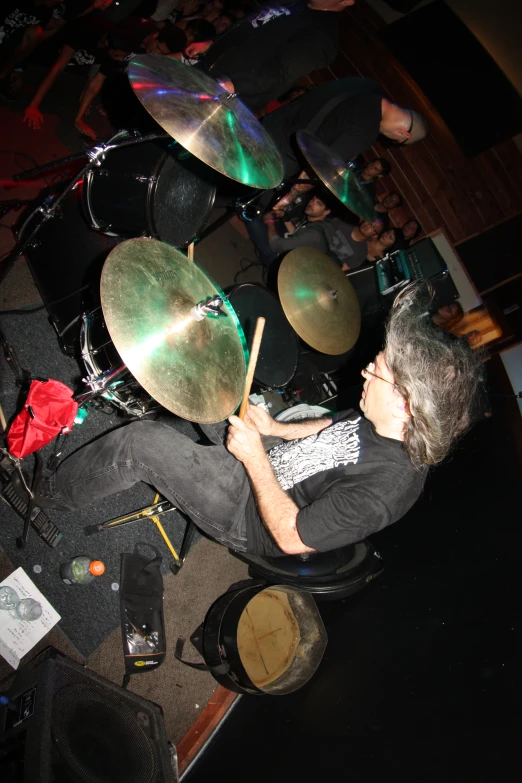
[82, 139, 216, 247]
[226, 283, 298, 390]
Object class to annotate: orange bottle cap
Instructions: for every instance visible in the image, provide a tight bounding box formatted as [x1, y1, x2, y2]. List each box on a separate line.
[89, 560, 105, 576]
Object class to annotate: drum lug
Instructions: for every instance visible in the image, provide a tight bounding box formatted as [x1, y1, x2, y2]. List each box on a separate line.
[135, 175, 156, 183]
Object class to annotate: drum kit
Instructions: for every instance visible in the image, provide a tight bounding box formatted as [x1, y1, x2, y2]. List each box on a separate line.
[3, 56, 376, 423]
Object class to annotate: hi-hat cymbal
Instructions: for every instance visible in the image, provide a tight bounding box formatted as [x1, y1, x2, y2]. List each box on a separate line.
[100, 238, 247, 423]
[278, 248, 360, 355]
[296, 130, 376, 222]
[128, 55, 283, 189]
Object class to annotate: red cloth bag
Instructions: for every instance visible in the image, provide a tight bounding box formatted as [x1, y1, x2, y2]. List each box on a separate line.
[7, 379, 78, 459]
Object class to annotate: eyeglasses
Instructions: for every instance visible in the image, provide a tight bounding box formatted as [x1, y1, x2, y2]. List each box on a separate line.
[362, 364, 396, 386]
[395, 110, 414, 147]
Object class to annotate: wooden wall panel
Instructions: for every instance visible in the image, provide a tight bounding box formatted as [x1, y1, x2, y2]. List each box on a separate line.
[304, 1, 522, 245]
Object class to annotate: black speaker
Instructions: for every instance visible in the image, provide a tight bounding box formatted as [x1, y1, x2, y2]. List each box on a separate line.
[0, 648, 176, 783]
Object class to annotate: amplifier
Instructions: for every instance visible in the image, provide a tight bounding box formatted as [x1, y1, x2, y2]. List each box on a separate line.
[0, 648, 176, 783]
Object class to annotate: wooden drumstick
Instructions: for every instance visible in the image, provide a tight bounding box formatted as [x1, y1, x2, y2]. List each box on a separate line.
[239, 317, 265, 420]
[187, 242, 194, 261]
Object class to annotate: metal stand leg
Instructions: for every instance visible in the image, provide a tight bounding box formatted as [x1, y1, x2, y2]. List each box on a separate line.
[170, 520, 197, 575]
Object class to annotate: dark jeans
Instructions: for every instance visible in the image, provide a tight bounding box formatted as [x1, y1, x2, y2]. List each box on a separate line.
[48, 420, 259, 551]
[245, 217, 282, 268]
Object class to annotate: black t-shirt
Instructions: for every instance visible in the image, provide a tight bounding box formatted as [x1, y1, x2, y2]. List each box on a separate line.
[0, 0, 53, 47]
[197, 3, 339, 110]
[245, 410, 425, 556]
[263, 78, 383, 178]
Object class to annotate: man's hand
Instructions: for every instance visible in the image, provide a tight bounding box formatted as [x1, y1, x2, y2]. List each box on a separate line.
[226, 414, 266, 464]
[219, 79, 235, 94]
[23, 106, 44, 129]
[243, 405, 277, 436]
[75, 119, 97, 140]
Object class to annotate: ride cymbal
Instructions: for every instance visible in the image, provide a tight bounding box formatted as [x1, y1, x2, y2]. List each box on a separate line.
[296, 130, 376, 222]
[100, 238, 248, 423]
[128, 55, 283, 189]
[278, 248, 360, 355]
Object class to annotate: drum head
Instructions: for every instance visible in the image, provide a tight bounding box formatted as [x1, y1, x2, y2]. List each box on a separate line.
[227, 284, 298, 389]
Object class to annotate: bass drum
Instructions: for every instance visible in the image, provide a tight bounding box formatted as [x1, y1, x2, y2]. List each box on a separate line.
[227, 283, 298, 391]
[82, 139, 216, 247]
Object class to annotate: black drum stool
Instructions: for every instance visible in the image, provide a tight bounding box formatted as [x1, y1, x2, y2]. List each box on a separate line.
[231, 538, 384, 601]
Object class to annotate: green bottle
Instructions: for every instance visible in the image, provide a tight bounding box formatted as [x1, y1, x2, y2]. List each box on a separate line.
[59, 557, 105, 585]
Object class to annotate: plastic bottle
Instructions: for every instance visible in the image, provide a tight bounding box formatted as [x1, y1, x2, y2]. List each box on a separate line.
[59, 557, 105, 585]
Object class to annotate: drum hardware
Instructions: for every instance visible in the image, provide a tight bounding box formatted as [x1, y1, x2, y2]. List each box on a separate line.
[296, 130, 377, 222]
[190, 295, 227, 321]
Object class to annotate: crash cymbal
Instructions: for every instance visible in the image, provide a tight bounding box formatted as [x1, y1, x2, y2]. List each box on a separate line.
[100, 238, 248, 423]
[296, 130, 376, 222]
[128, 55, 283, 189]
[278, 248, 360, 355]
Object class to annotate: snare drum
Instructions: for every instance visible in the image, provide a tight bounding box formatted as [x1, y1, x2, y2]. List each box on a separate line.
[82, 139, 216, 247]
[227, 283, 298, 390]
[80, 308, 159, 417]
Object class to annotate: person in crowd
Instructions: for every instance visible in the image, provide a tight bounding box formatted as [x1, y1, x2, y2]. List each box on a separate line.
[10, 281, 484, 558]
[247, 193, 335, 268]
[375, 191, 402, 214]
[213, 12, 234, 35]
[367, 227, 397, 261]
[22, 15, 214, 135]
[197, 0, 355, 111]
[401, 218, 422, 244]
[432, 301, 464, 330]
[0, 0, 112, 99]
[263, 76, 428, 178]
[336, 217, 384, 271]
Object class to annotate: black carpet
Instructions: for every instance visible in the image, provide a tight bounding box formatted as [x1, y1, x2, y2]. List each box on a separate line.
[0, 307, 201, 657]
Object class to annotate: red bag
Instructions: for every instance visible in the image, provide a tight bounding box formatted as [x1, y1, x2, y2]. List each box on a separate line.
[7, 379, 78, 459]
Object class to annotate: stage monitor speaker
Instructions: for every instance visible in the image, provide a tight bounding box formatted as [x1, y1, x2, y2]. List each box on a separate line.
[0, 648, 176, 783]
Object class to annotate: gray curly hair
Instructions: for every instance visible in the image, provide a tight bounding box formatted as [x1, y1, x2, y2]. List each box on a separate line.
[384, 281, 484, 469]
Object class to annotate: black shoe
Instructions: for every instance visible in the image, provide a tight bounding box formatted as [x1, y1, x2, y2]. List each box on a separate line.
[7, 471, 65, 511]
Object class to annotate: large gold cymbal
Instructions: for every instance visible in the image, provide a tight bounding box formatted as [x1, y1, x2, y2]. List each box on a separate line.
[128, 55, 283, 189]
[296, 130, 376, 222]
[100, 238, 248, 423]
[278, 248, 360, 355]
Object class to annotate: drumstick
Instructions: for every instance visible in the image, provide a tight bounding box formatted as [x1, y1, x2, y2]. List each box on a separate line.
[187, 242, 194, 261]
[238, 317, 265, 420]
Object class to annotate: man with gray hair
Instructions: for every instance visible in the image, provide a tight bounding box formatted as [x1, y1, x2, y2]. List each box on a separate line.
[11, 283, 482, 557]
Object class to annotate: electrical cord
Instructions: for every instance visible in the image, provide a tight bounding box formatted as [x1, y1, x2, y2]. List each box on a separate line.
[0, 284, 90, 315]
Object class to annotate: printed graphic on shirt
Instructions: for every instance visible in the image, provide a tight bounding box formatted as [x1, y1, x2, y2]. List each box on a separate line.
[268, 417, 362, 490]
[249, 5, 291, 28]
[1, 9, 41, 45]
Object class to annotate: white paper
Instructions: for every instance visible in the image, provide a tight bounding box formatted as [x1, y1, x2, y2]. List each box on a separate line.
[0, 567, 61, 669]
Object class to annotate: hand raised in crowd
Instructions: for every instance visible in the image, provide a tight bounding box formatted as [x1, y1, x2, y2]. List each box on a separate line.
[74, 119, 97, 140]
[23, 106, 44, 130]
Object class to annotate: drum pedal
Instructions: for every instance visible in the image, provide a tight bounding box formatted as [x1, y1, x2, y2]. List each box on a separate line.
[1, 460, 64, 549]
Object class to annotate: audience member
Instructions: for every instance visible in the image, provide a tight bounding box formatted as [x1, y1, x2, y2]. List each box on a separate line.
[247, 193, 336, 268]
[367, 227, 397, 261]
[401, 218, 422, 244]
[22, 14, 209, 134]
[197, 0, 354, 111]
[431, 301, 464, 330]
[335, 218, 384, 271]
[375, 191, 402, 214]
[263, 77, 428, 178]
[0, 0, 111, 98]
[213, 13, 233, 35]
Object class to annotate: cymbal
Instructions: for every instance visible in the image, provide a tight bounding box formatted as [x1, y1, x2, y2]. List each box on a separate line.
[128, 55, 283, 189]
[278, 248, 360, 355]
[296, 130, 376, 222]
[100, 238, 248, 423]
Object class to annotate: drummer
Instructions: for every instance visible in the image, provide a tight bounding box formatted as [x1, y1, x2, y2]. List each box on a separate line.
[12, 282, 483, 558]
